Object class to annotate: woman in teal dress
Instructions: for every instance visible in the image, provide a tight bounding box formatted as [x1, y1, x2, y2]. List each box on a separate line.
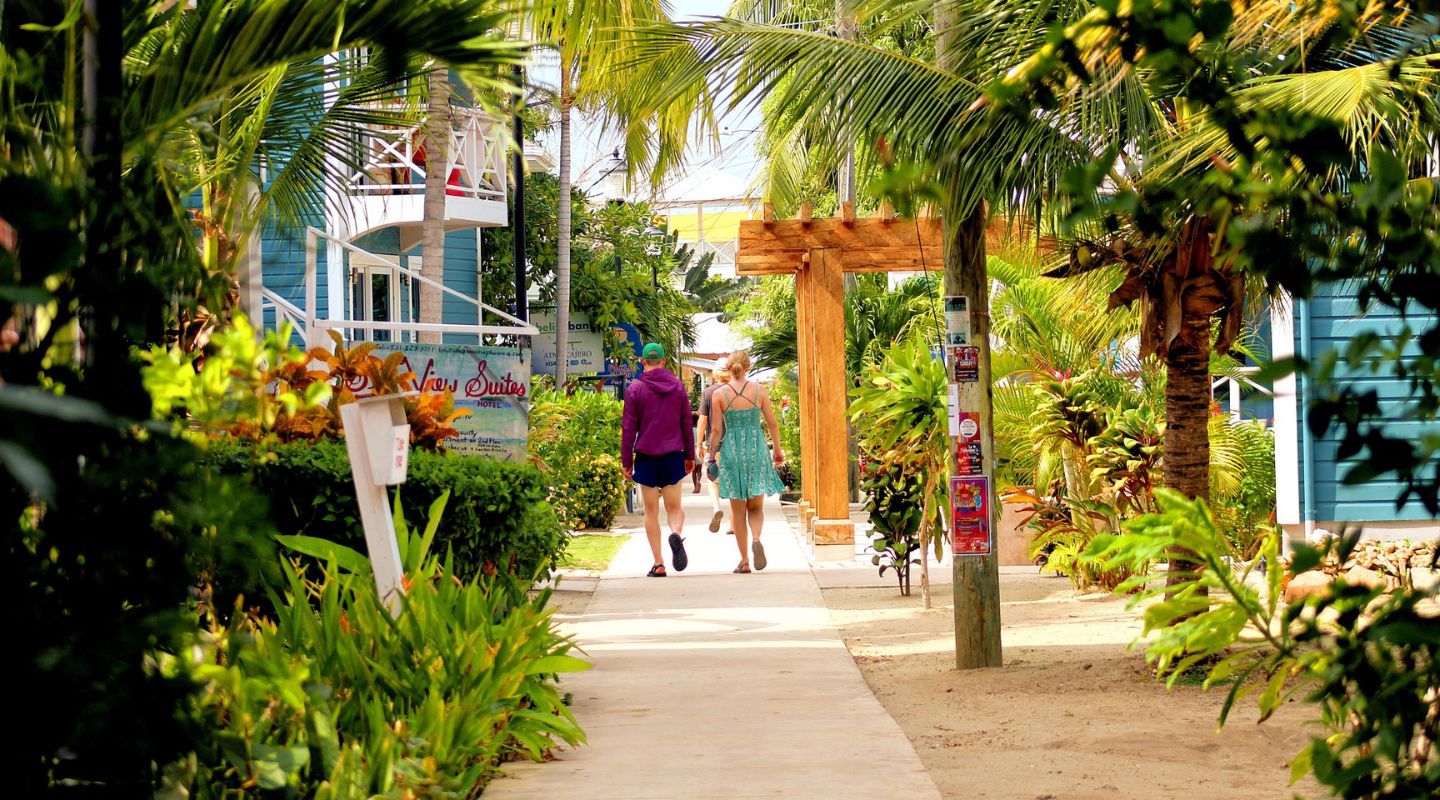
[706, 350, 786, 573]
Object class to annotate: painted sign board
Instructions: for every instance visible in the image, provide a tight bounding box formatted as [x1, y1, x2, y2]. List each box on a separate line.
[604, 321, 644, 385]
[950, 475, 992, 556]
[531, 311, 606, 376]
[368, 342, 530, 461]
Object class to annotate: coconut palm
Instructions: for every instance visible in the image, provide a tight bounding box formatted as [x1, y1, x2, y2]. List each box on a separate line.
[131, 0, 524, 348]
[624, 0, 1438, 492]
[527, 0, 708, 382]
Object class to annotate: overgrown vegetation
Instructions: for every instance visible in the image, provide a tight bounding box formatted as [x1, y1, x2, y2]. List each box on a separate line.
[529, 387, 629, 530]
[1084, 492, 1438, 798]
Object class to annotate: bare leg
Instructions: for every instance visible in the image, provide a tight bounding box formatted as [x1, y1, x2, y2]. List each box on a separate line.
[641, 485, 663, 567]
[706, 466, 731, 533]
[660, 481, 686, 536]
[747, 496, 765, 542]
[730, 498, 750, 566]
[707, 469, 722, 511]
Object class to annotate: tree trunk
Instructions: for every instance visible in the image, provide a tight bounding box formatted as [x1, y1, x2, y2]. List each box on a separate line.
[555, 90, 573, 385]
[419, 68, 449, 344]
[1163, 315, 1213, 592]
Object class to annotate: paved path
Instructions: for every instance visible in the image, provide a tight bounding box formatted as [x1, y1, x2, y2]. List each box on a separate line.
[488, 490, 942, 799]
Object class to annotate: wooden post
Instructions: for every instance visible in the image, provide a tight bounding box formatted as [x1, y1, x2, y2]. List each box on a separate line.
[809, 247, 855, 557]
[796, 264, 820, 510]
[947, 206, 1003, 669]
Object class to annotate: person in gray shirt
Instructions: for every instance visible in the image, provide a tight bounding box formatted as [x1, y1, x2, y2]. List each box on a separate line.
[694, 357, 733, 535]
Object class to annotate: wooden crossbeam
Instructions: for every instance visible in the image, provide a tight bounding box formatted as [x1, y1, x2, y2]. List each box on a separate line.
[737, 215, 1030, 277]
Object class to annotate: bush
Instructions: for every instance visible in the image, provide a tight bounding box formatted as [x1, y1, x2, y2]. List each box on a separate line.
[529, 388, 626, 530]
[566, 454, 628, 529]
[206, 439, 566, 579]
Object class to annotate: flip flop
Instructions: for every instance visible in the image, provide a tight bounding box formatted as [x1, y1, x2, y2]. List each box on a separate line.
[669, 532, 689, 572]
[733, 562, 751, 574]
[647, 564, 666, 577]
[708, 510, 723, 532]
[752, 540, 767, 571]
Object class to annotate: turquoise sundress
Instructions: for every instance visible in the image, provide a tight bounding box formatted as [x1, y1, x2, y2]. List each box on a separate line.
[716, 382, 786, 500]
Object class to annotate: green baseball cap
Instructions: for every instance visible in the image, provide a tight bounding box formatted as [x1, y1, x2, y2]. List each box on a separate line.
[642, 342, 665, 359]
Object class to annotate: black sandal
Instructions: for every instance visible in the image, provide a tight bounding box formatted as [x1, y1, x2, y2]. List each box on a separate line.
[733, 563, 751, 574]
[647, 564, 667, 577]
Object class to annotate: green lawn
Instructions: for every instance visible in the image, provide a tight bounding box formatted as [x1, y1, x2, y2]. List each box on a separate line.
[560, 534, 627, 572]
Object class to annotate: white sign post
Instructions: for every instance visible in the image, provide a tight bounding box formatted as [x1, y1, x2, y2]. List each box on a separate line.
[339, 394, 412, 615]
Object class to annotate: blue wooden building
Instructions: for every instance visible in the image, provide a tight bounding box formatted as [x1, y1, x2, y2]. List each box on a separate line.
[1271, 288, 1440, 542]
[239, 95, 537, 346]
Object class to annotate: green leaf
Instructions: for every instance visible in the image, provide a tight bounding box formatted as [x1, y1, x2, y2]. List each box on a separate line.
[525, 654, 593, 675]
[1289, 544, 1321, 575]
[275, 534, 371, 574]
[252, 743, 308, 789]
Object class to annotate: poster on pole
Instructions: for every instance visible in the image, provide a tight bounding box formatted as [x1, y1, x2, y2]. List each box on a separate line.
[531, 311, 606, 376]
[943, 296, 970, 346]
[369, 343, 530, 461]
[950, 345, 980, 382]
[955, 413, 984, 476]
[950, 475, 992, 556]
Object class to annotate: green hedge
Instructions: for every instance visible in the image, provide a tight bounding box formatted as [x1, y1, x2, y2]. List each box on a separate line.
[206, 440, 565, 579]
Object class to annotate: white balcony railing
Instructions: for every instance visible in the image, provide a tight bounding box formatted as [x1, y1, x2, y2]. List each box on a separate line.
[345, 105, 507, 204]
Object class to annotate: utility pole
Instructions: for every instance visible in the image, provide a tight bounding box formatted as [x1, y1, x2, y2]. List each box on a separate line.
[512, 65, 527, 324]
[935, 4, 1002, 670]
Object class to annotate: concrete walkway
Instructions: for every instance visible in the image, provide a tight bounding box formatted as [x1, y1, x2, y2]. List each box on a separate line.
[487, 490, 942, 799]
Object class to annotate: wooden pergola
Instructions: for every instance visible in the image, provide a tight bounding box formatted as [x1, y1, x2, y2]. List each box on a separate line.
[737, 203, 945, 557]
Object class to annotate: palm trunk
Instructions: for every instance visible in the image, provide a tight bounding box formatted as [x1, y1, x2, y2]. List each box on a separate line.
[555, 90, 573, 385]
[1163, 316, 1212, 592]
[420, 68, 450, 344]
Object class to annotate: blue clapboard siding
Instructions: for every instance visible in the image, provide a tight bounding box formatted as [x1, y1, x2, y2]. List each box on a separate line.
[401, 229, 482, 345]
[261, 224, 327, 324]
[1297, 283, 1439, 522]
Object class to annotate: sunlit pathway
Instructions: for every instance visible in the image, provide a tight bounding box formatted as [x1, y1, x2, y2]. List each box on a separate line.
[487, 491, 942, 799]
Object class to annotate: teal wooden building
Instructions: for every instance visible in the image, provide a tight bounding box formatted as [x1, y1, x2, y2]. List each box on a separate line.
[1272, 288, 1440, 541]
[240, 98, 536, 346]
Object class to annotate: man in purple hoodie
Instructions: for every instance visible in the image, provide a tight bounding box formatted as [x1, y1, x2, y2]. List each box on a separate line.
[622, 342, 695, 577]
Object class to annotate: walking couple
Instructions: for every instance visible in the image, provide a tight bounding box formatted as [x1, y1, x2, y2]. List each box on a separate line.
[620, 344, 786, 576]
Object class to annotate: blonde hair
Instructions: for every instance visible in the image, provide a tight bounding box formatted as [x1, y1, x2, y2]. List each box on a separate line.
[726, 350, 752, 379]
[711, 358, 730, 381]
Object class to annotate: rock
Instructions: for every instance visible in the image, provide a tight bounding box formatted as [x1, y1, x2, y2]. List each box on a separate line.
[1284, 570, 1334, 604]
[1344, 565, 1388, 591]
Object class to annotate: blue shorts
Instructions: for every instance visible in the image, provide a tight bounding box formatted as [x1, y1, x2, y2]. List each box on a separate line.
[633, 451, 687, 488]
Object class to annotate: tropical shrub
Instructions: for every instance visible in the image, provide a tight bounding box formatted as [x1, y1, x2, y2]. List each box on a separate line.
[859, 457, 933, 596]
[207, 439, 566, 580]
[529, 387, 627, 530]
[849, 341, 949, 605]
[168, 497, 587, 798]
[1006, 366, 1277, 590]
[142, 320, 470, 452]
[566, 454, 629, 529]
[1084, 492, 1439, 798]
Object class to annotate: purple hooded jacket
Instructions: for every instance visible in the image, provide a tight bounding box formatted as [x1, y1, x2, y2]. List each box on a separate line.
[621, 367, 696, 470]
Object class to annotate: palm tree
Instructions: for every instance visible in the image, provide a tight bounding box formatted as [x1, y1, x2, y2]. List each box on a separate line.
[139, 1, 524, 349]
[528, 0, 699, 383]
[623, 0, 1438, 494]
